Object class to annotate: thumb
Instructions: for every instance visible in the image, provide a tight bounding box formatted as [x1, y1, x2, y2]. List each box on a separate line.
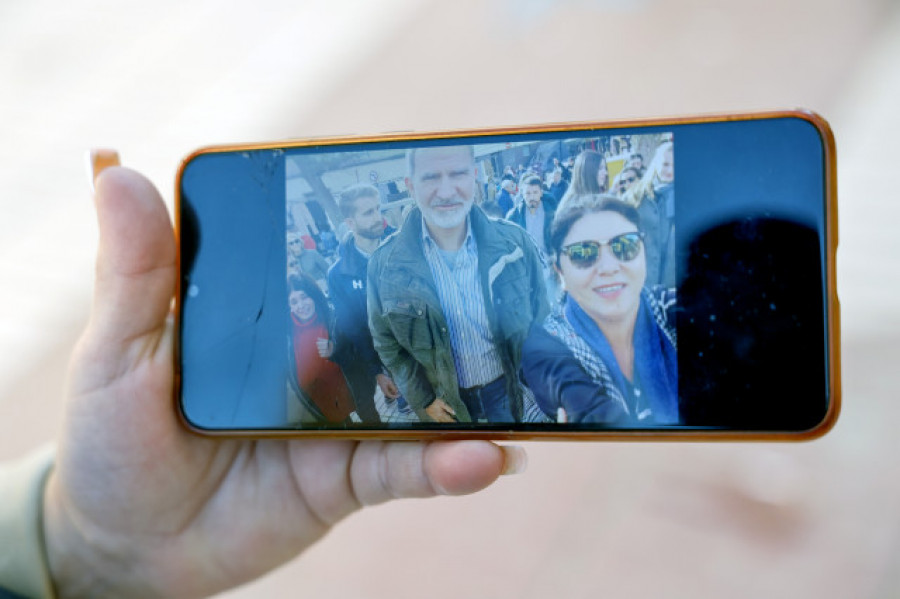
[88, 164, 176, 349]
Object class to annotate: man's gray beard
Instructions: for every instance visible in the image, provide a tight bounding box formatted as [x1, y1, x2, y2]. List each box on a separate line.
[424, 200, 472, 230]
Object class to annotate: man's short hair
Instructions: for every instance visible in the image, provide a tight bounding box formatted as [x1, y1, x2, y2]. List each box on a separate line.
[406, 145, 475, 177]
[523, 175, 542, 188]
[338, 183, 380, 219]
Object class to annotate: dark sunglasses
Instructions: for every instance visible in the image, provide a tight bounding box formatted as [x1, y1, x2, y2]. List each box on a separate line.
[561, 232, 644, 267]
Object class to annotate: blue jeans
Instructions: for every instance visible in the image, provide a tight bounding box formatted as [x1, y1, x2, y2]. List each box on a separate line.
[459, 377, 513, 423]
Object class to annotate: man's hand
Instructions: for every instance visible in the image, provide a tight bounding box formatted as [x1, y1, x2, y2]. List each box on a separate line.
[376, 373, 400, 399]
[41, 165, 524, 598]
[425, 398, 458, 423]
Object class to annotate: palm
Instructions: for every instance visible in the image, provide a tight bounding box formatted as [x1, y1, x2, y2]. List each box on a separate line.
[43, 166, 513, 598]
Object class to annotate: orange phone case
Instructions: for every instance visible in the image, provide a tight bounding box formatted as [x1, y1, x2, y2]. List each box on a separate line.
[174, 109, 839, 441]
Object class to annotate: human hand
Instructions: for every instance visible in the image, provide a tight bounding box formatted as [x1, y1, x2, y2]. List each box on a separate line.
[41, 163, 524, 598]
[425, 398, 457, 423]
[376, 373, 400, 399]
[316, 337, 333, 358]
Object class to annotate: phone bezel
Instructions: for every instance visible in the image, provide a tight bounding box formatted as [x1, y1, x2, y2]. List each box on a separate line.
[174, 109, 840, 441]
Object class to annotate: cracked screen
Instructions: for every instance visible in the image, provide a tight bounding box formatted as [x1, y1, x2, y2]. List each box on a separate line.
[179, 116, 832, 434]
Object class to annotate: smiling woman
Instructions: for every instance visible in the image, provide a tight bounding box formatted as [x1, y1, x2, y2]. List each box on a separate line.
[287, 273, 356, 425]
[521, 194, 679, 425]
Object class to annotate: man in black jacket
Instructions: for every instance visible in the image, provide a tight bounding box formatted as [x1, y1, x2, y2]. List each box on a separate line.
[327, 183, 402, 423]
[548, 167, 568, 206]
[506, 175, 556, 259]
[506, 175, 559, 304]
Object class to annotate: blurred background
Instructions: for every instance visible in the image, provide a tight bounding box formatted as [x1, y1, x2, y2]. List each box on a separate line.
[2, 0, 899, 596]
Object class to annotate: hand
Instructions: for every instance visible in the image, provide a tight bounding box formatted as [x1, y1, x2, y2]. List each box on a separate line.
[557, 407, 568, 423]
[41, 164, 524, 598]
[425, 398, 457, 423]
[376, 373, 400, 399]
[316, 337, 333, 358]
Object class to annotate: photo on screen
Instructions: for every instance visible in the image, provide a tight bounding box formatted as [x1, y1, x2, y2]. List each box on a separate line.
[284, 132, 676, 428]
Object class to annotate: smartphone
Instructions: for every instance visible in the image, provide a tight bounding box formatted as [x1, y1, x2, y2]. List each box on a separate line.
[175, 110, 839, 440]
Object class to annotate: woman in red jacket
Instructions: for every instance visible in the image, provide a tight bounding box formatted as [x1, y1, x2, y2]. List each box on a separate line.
[288, 274, 356, 424]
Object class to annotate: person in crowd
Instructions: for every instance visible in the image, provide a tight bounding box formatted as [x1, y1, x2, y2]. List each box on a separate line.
[506, 175, 555, 257]
[328, 183, 407, 423]
[0, 162, 524, 599]
[288, 230, 305, 258]
[549, 167, 568, 205]
[622, 141, 675, 288]
[508, 174, 560, 305]
[561, 156, 574, 182]
[496, 176, 516, 216]
[521, 194, 678, 425]
[479, 195, 505, 219]
[368, 145, 548, 423]
[317, 228, 339, 258]
[288, 273, 356, 425]
[614, 166, 640, 198]
[288, 230, 330, 290]
[626, 152, 645, 178]
[287, 253, 302, 279]
[561, 150, 610, 204]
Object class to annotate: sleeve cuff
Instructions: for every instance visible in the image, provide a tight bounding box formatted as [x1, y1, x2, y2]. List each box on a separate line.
[0, 446, 57, 599]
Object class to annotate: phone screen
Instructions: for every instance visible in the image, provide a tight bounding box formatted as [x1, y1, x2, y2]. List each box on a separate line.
[178, 113, 837, 436]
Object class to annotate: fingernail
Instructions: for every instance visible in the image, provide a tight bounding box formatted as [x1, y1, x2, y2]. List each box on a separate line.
[501, 445, 527, 476]
[85, 149, 121, 193]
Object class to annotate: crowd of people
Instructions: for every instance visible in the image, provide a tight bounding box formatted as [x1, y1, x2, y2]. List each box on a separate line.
[285, 137, 678, 428]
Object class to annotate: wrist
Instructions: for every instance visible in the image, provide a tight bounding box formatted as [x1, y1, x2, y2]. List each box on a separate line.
[43, 472, 156, 598]
[43, 472, 104, 598]
[0, 446, 56, 599]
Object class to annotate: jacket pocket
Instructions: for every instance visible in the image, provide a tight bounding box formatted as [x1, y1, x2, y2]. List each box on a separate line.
[493, 274, 534, 337]
[382, 298, 433, 350]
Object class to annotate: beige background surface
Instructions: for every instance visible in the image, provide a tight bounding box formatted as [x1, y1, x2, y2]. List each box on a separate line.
[2, 0, 899, 596]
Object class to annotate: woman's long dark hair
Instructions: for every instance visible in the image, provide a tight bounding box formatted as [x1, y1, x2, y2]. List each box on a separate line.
[288, 273, 332, 326]
[569, 150, 608, 196]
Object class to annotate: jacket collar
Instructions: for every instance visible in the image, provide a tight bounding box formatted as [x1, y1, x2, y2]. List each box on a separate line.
[335, 234, 368, 276]
[383, 204, 520, 281]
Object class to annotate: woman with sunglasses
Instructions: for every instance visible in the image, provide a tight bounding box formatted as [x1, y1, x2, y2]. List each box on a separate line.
[521, 194, 678, 425]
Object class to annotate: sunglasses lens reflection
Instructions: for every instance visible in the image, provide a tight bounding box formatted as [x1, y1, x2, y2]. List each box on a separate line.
[610, 234, 642, 261]
[565, 234, 642, 268]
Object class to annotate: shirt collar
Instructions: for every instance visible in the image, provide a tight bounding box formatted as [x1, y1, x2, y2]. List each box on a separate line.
[526, 201, 544, 216]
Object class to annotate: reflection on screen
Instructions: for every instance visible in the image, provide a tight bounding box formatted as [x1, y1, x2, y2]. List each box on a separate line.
[283, 133, 677, 428]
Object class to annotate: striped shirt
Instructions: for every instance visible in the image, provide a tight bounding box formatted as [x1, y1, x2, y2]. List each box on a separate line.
[422, 217, 505, 388]
[524, 202, 547, 255]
